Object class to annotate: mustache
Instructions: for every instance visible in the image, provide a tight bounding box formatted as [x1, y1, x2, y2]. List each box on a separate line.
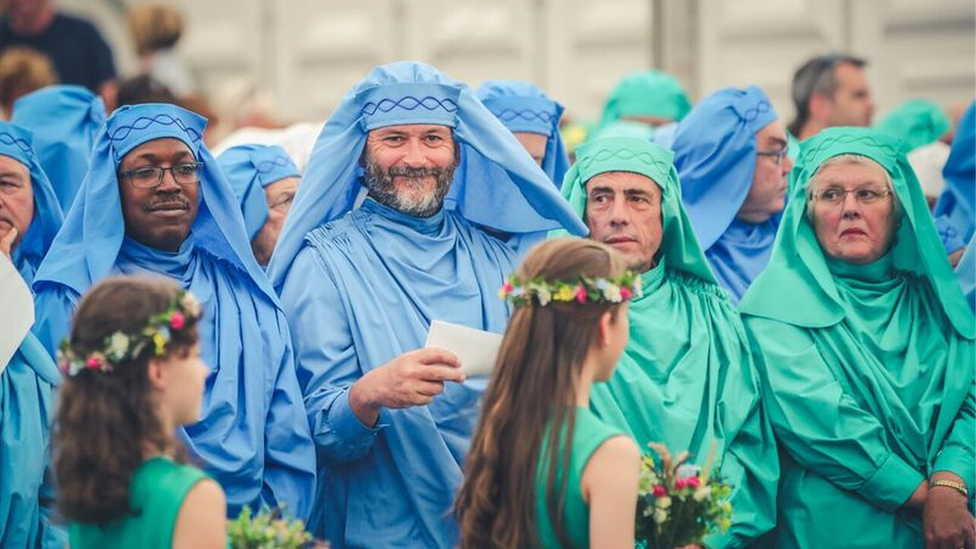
[387, 166, 443, 179]
[144, 197, 191, 212]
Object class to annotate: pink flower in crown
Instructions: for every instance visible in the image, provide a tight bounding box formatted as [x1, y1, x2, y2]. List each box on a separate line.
[687, 476, 701, 488]
[170, 311, 186, 330]
[502, 281, 513, 294]
[652, 485, 667, 497]
[85, 355, 104, 370]
[620, 287, 632, 301]
[575, 285, 587, 304]
[675, 478, 688, 489]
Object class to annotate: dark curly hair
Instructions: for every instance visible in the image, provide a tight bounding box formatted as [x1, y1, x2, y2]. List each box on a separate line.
[54, 276, 201, 525]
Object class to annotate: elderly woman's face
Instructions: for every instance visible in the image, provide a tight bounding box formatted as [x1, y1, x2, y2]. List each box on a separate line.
[810, 160, 897, 265]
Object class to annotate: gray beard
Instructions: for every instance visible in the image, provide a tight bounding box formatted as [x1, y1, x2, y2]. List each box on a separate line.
[362, 158, 454, 218]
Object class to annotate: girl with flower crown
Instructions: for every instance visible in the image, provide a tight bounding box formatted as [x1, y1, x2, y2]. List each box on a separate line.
[455, 238, 642, 549]
[52, 277, 225, 549]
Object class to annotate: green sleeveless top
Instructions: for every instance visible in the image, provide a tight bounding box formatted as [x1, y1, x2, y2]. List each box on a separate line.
[68, 457, 209, 549]
[535, 406, 626, 549]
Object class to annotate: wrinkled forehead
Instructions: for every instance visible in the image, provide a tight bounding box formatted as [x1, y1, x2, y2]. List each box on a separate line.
[585, 170, 662, 194]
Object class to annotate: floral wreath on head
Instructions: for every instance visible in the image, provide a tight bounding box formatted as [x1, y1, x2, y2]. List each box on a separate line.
[57, 291, 204, 377]
[499, 270, 642, 307]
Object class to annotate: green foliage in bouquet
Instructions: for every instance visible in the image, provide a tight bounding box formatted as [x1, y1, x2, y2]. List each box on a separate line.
[635, 442, 733, 549]
[228, 506, 327, 549]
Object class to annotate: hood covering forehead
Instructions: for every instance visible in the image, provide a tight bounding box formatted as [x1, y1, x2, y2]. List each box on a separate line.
[474, 79, 570, 188]
[670, 86, 779, 250]
[740, 126, 973, 338]
[217, 144, 301, 240]
[267, 61, 586, 287]
[553, 136, 718, 285]
[0, 121, 63, 275]
[33, 103, 277, 305]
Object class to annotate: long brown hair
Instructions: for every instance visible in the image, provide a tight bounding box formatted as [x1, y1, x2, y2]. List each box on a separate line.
[54, 277, 201, 525]
[455, 238, 628, 549]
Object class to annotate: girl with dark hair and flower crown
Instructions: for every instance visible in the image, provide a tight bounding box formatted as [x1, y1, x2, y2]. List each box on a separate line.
[52, 276, 225, 549]
[455, 237, 642, 549]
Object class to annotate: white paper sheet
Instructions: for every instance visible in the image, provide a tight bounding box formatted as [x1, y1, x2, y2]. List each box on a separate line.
[0, 253, 34, 372]
[424, 320, 503, 378]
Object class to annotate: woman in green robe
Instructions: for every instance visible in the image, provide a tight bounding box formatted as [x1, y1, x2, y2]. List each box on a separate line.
[739, 127, 975, 549]
[553, 136, 779, 548]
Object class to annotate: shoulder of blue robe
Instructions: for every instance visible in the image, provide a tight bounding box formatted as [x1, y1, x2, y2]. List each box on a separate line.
[267, 61, 585, 288]
[671, 86, 779, 251]
[1, 333, 61, 548]
[11, 85, 107, 212]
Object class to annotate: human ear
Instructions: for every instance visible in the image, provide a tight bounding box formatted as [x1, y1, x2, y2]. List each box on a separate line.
[597, 311, 614, 347]
[147, 358, 167, 391]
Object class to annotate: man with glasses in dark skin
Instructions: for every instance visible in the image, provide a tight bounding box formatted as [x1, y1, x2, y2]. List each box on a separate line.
[787, 54, 875, 156]
[31, 103, 317, 521]
[670, 86, 794, 303]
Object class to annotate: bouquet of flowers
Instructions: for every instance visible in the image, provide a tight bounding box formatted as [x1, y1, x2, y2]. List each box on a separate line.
[228, 506, 329, 549]
[635, 442, 733, 549]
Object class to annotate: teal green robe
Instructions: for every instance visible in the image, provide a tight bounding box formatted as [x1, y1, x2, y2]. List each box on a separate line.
[740, 128, 975, 549]
[555, 136, 779, 548]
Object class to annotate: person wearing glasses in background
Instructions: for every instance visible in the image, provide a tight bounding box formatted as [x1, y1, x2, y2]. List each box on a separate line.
[786, 54, 875, 158]
[30, 103, 317, 521]
[669, 86, 793, 303]
[217, 144, 301, 267]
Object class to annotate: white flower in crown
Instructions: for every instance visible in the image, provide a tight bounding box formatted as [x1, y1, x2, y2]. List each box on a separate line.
[105, 332, 131, 362]
[180, 291, 203, 318]
[604, 283, 622, 303]
[537, 286, 552, 306]
[655, 496, 672, 509]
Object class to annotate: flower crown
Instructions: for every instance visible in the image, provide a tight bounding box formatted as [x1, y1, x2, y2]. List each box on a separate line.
[499, 271, 642, 307]
[57, 291, 203, 377]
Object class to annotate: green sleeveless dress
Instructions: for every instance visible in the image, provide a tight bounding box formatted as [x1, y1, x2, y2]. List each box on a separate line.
[535, 406, 627, 549]
[68, 457, 209, 549]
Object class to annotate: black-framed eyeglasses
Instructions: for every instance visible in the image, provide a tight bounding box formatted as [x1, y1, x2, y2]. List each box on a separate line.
[119, 162, 203, 189]
[756, 148, 789, 165]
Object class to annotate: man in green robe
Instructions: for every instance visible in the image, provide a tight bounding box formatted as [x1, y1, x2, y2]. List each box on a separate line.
[553, 136, 779, 548]
[739, 127, 975, 549]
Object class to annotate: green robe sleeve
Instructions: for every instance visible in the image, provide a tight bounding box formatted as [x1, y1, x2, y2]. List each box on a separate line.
[704, 387, 779, 549]
[932, 380, 976, 489]
[743, 316, 925, 513]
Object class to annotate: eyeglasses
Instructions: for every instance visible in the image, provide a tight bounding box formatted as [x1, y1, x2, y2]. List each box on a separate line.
[756, 148, 789, 165]
[811, 186, 892, 206]
[119, 162, 203, 189]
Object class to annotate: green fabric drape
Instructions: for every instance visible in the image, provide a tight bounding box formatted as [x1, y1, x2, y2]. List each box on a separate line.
[554, 137, 779, 548]
[739, 127, 975, 549]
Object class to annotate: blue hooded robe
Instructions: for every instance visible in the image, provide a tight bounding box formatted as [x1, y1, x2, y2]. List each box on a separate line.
[216, 144, 301, 241]
[267, 62, 586, 549]
[934, 101, 975, 253]
[671, 86, 783, 303]
[11, 85, 107, 213]
[0, 121, 65, 549]
[30, 104, 316, 519]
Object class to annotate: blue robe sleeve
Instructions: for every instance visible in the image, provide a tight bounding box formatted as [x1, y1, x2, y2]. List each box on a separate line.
[278, 247, 386, 465]
[31, 284, 80, 359]
[261, 319, 317, 521]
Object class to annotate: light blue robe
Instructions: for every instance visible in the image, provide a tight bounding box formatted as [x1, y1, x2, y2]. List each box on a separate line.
[671, 86, 782, 303]
[30, 103, 316, 519]
[11, 85, 106, 213]
[268, 62, 586, 549]
[0, 121, 64, 549]
[934, 101, 975, 253]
